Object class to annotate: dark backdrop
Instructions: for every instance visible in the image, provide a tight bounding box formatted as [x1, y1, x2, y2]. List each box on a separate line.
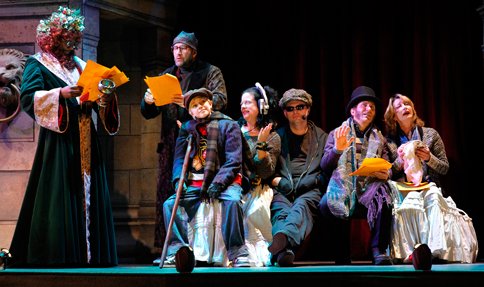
[171, 0, 484, 260]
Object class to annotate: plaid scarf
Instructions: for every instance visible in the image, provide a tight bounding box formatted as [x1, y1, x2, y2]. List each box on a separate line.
[200, 117, 219, 193]
[194, 111, 236, 193]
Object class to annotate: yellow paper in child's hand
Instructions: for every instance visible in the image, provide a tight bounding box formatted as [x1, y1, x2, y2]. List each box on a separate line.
[349, 158, 392, 176]
[144, 74, 182, 106]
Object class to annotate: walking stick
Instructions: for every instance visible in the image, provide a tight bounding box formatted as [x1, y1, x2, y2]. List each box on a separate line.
[159, 134, 193, 269]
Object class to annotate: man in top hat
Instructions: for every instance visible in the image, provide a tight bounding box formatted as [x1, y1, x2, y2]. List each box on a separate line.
[268, 88, 328, 267]
[162, 87, 250, 268]
[140, 31, 228, 265]
[319, 85, 394, 265]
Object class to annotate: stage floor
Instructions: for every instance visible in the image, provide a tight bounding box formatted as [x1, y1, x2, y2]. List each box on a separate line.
[2, 262, 484, 287]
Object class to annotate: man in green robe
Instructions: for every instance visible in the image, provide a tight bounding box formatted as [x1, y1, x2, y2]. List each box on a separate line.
[9, 6, 119, 267]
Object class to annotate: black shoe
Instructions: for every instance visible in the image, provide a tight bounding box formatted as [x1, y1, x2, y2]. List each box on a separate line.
[277, 249, 295, 267]
[268, 233, 288, 257]
[175, 246, 195, 273]
[412, 244, 432, 271]
[373, 254, 393, 265]
[372, 247, 393, 265]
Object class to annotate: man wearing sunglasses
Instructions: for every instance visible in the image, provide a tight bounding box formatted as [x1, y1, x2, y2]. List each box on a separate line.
[268, 88, 328, 267]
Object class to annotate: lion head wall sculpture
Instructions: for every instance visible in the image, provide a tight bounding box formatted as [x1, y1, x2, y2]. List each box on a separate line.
[0, 48, 26, 123]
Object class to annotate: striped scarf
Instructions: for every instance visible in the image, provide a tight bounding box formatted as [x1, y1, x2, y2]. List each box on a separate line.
[195, 111, 238, 193]
[326, 118, 391, 226]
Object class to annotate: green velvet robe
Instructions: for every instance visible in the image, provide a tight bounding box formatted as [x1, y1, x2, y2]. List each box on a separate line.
[9, 52, 118, 267]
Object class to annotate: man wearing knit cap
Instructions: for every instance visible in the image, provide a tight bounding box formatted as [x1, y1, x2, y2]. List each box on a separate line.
[173, 31, 198, 50]
[140, 30, 228, 265]
[268, 88, 328, 267]
[319, 85, 394, 265]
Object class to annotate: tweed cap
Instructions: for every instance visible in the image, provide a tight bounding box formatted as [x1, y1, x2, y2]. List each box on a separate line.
[279, 88, 312, 108]
[183, 88, 213, 109]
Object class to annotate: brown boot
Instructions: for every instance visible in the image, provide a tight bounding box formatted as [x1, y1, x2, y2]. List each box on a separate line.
[268, 233, 288, 257]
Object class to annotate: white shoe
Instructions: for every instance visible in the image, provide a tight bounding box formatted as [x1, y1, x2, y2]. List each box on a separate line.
[164, 255, 176, 267]
[232, 256, 251, 267]
[153, 256, 176, 267]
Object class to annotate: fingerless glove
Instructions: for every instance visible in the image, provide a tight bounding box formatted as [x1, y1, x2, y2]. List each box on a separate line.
[207, 183, 224, 199]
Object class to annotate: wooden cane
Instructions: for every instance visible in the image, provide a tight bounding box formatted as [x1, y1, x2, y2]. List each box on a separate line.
[159, 134, 193, 268]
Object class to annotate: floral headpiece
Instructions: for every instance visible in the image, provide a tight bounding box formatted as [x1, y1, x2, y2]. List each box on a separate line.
[36, 6, 85, 69]
[36, 6, 85, 39]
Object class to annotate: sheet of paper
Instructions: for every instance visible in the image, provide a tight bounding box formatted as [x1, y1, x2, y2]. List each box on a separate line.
[77, 60, 129, 101]
[144, 73, 182, 106]
[349, 157, 392, 176]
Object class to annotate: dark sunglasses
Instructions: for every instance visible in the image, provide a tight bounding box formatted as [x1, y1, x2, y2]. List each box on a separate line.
[284, 104, 307, 112]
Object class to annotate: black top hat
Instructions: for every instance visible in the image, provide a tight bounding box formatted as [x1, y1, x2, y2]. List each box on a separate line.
[345, 86, 380, 115]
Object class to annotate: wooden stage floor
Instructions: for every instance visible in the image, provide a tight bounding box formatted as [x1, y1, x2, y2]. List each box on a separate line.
[2, 262, 484, 287]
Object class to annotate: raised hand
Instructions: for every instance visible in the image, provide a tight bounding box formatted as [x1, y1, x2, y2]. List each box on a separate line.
[334, 124, 354, 152]
[257, 122, 273, 143]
